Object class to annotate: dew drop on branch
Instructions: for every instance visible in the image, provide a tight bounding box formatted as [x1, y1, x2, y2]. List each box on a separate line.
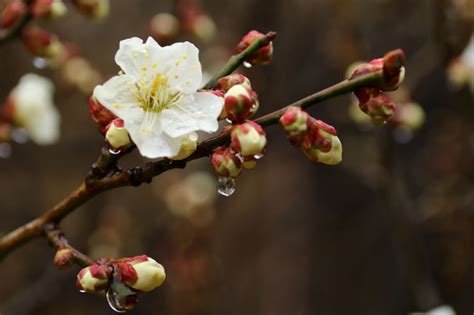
[217, 176, 236, 196]
[243, 61, 252, 69]
[253, 153, 264, 160]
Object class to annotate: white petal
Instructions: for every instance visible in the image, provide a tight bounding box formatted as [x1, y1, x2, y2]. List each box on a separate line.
[93, 75, 144, 123]
[125, 113, 181, 158]
[114, 37, 162, 80]
[25, 105, 60, 145]
[161, 91, 223, 137]
[160, 42, 202, 94]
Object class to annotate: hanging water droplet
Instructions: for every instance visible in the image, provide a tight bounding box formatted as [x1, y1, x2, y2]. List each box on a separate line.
[10, 128, 29, 144]
[217, 176, 236, 197]
[78, 289, 86, 294]
[253, 153, 264, 160]
[243, 61, 253, 69]
[0, 143, 11, 159]
[108, 147, 122, 155]
[33, 57, 48, 69]
[106, 286, 138, 313]
[225, 118, 233, 124]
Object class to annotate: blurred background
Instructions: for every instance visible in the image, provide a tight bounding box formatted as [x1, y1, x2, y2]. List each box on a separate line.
[1, 0, 474, 314]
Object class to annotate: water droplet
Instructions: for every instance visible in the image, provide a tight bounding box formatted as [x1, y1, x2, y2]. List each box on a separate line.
[253, 153, 264, 160]
[106, 285, 138, 313]
[217, 176, 235, 197]
[78, 289, 86, 293]
[0, 143, 11, 159]
[33, 57, 48, 69]
[10, 128, 29, 144]
[225, 118, 234, 124]
[108, 147, 122, 155]
[243, 61, 253, 69]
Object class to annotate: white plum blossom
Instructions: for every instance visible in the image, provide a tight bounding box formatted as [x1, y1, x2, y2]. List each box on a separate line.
[93, 37, 223, 159]
[460, 34, 474, 92]
[11, 74, 60, 145]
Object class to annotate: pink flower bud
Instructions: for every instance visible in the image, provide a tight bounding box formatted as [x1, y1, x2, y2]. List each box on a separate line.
[76, 264, 111, 292]
[53, 248, 76, 270]
[115, 256, 166, 292]
[150, 13, 180, 45]
[215, 73, 252, 93]
[32, 0, 67, 18]
[71, 0, 109, 20]
[230, 121, 267, 157]
[354, 87, 396, 125]
[223, 85, 259, 123]
[21, 26, 63, 58]
[211, 147, 242, 178]
[89, 95, 116, 132]
[302, 131, 342, 165]
[0, 1, 26, 28]
[234, 30, 273, 66]
[105, 119, 131, 150]
[279, 106, 310, 144]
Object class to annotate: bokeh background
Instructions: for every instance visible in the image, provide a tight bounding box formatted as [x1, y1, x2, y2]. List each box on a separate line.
[1, 0, 474, 314]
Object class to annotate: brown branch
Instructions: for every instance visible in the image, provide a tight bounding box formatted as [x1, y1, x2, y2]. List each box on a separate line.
[0, 68, 386, 261]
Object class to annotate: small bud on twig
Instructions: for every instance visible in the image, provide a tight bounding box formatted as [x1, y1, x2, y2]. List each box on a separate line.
[234, 30, 273, 67]
[230, 121, 267, 157]
[211, 146, 242, 178]
[76, 264, 112, 292]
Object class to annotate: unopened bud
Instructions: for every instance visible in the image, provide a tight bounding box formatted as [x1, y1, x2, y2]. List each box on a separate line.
[303, 131, 342, 165]
[279, 106, 310, 144]
[116, 256, 166, 292]
[32, 0, 67, 18]
[354, 87, 395, 125]
[211, 146, 242, 178]
[224, 84, 259, 123]
[72, 0, 109, 20]
[230, 121, 267, 157]
[76, 264, 111, 292]
[89, 95, 116, 132]
[215, 73, 252, 92]
[0, 1, 26, 28]
[234, 30, 273, 66]
[53, 248, 76, 270]
[169, 132, 198, 160]
[105, 119, 131, 150]
[150, 13, 180, 45]
[21, 26, 63, 58]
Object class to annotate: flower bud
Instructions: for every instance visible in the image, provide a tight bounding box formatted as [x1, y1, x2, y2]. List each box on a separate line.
[392, 102, 425, 130]
[211, 147, 242, 178]
[234, 30, 273, 66]
[150, 13, 180, 45]
[224, 84, 259, 123]
[215, 73, 252, 93]
[354, 87, 395, 125]
[303, 131, 342, 165]
[89, 95, 116, 132]
[0, 1, 26, 28]
[21, 26, 63, 58]
[279, 106, 310, 141]
[242, 156, 257, 170]
[169, 132, 198, 160]
[76, 264, 111, 292]
[105, 119, 131, 150]
[53, 248, 76, 270]
[230, 121, 267, 157]
[32, 0, 67, 18]
[72, 0, 109, 20]
[116, 256, 166, 292]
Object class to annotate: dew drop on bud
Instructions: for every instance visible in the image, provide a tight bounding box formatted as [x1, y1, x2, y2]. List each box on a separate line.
[217, 176, 236, 197]
[106, 281, 138, 313]
[78, 289, 86, 293]
[243, 61, 253, 69]
[108, 148, 122, 155]
[253, 153, 264, 160]
[33, 57, 48, 69]
[106, 288, 130, 313]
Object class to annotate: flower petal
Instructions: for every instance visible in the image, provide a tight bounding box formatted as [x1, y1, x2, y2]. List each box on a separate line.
[161, 91, 223, 137]
[114, 37, 163, 79]
[93, 75, 144, 123]
[25, 105, 60, 145]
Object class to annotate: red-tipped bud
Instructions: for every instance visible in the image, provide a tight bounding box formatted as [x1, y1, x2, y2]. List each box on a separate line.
[53, 248, 76, 270]
[150, 13, 180, 45]
[211, 146, 242, 178]
[301, 118, 342, 165]
[279, 106, 310, 144]
[105, 118, 131, 151]
[115, 256, 166, 292]
[223, 85, 259, 123]
[230, 121, 267, 157]
[76, 264, 111, 292]
[354, 87, 396, 125]
[21, 26, 62, 58]
[235, 30, 273, 66]
[32, 0, 67, 18]
[215, 73, 252, 93]
[0, 1, 26, 28]
[71, 0, 109, 20]
[89, 95, 116, 132]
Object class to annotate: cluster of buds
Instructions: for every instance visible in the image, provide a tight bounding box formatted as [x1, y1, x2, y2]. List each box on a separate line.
[71, 0, 110, 20]
[234, 30, 274, 67]
[280, 106, 342, 165]
[349, 49, 406, 125]
[0, 1, 26, 28]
